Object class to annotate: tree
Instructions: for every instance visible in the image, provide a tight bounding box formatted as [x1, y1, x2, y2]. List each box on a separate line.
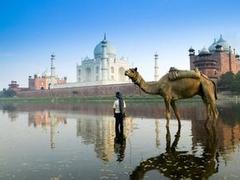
[217, 72, 235, 91]
[2, 88, 16, 97]
[217, 71, 240, 93]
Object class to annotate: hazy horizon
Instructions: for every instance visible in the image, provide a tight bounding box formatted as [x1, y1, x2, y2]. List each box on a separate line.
[1, 0, 240, 89]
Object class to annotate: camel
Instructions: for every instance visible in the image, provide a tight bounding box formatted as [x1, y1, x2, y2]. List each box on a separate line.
[125, 67, 218, 127]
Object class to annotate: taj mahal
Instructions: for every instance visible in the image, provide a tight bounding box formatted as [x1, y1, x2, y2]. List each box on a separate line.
[76, 34, 130, 84]
[52, 34, 131, 88]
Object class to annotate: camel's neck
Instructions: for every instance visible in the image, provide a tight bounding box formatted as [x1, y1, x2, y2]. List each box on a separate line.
[135, 74, 160, 95]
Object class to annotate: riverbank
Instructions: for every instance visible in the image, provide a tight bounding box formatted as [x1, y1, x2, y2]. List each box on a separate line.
[0, 95, 204, 104]
[1, 93, 239, 105]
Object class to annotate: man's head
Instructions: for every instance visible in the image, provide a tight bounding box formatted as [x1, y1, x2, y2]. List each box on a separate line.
[116, 91, 122, 99]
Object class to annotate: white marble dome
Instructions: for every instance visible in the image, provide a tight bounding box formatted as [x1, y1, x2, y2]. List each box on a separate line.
[94, 35, 116, 59]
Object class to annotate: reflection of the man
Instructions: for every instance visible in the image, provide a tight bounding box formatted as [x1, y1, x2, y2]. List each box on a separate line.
[76, 115, 133, 162]
[114, 116, 126, 162]
[130, 125, 218, 180]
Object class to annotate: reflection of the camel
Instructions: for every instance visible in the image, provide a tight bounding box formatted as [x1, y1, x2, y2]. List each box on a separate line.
[2, 103, 240, 167]
[130, 125, 218, 180]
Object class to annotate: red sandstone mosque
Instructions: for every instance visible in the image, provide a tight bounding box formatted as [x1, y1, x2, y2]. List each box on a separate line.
[28, 54, 67, 90]
[189, 35, 240, 80]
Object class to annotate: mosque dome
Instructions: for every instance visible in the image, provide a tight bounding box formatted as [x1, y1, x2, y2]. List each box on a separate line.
[208, 38, 217, 52]
[216, 35, 230, 51]
[94, 34, 116, 59]
[208, 35, 231, 52]
[199, 47, 211, 56]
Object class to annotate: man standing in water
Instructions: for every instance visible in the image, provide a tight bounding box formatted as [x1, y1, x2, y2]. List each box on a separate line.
[113, 91, 126, 137]
[113, 91, 126, 162]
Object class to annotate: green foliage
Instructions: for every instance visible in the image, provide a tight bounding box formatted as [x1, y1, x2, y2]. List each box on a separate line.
[0, 89, 16, 97]
[218, 71, 240, 92]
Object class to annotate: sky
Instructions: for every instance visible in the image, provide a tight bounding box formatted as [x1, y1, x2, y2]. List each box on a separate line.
[1, 0, 240, 89]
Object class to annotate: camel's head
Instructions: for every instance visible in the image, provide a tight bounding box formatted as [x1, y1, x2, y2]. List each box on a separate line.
[125, 67, 140, 84]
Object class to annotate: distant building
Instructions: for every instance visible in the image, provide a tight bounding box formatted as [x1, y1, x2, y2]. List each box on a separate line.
[75, 34, 130, 86]
[8, 80, 28, 92]
[189, 35, 240, 80]
[28, 54, 67, 90]
[8, 81, 19, 90]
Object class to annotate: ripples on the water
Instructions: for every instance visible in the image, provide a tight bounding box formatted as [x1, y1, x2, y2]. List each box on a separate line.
[0, 102, 240, 179]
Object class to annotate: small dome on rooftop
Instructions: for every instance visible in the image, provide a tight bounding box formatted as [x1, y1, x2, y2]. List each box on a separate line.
[199, 47, 211, 56]
[188, 46, 195, 52]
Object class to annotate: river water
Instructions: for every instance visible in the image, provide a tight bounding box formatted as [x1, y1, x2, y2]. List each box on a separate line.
[0, 102, 240, 180]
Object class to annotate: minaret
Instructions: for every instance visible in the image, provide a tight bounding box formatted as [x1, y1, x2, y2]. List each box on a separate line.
[229, 46, 232, 72]
[101, 33, 108, 81]
[154, 53, 159, 81]
[50, 53, 56, 77]
[189, 47, 195, 70]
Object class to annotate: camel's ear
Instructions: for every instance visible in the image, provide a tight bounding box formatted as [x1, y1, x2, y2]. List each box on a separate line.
[134, 67, 137, 72]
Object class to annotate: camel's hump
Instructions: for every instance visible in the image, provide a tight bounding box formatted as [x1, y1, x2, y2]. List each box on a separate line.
[168, 68, 201, 81]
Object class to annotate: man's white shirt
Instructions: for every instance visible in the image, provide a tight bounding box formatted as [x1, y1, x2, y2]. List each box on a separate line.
[113, 100, 126, 113]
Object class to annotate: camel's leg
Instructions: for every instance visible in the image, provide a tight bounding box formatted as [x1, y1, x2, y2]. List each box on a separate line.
[207, 102, 212, 118]
[209, 95, 219, 126]
[164, 99, 171, 127]
[204, 89, 218, 125]
[204, 100, 218, 129]
[202, 97, 210, 128]
[201, 78, 218, 125]
[211, 93, 218, 119]
[170, 100, 181, 128]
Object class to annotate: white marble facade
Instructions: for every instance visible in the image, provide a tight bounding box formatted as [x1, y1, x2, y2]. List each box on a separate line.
[76, 34, 130, 86]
